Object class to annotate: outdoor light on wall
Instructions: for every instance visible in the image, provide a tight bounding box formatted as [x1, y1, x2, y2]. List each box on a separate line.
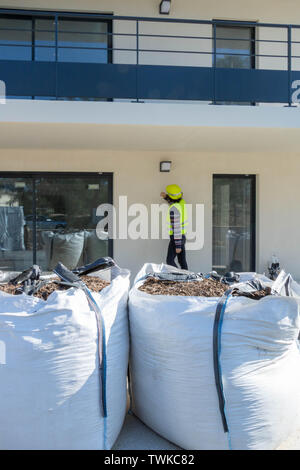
[159, 0, 171, 15]
[160, 161, 172, 172]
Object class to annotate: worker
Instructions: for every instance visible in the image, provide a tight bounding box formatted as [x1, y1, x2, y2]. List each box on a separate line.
[160, 184, 188, 270]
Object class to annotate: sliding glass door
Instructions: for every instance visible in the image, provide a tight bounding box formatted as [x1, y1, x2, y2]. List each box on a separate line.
[0, 172, 112, 272]
[213, 175, 256, 273]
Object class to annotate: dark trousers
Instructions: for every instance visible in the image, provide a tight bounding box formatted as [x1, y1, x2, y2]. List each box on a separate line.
[166, 235, 188, 270]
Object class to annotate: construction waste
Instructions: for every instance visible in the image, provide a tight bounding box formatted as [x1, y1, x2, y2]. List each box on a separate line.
[0, 275, 110, 299]
[129, 263, 300, 450]
[0, 259, 130, 450]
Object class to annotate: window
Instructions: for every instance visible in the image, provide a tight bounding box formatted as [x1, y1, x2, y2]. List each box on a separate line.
[0, 14, 56, 62]
[214, 22, 255, 105]
[0, 173, 113, 272]
[58, 18, 110, 63]
[0, 12, 111, 63]
[215, 24, 255, 69]
[0, 15, 33, 60]
[212, 175, 256, 274]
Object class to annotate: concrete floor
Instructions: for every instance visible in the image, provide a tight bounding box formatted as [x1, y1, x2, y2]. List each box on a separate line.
[113, 414, 179, 450]
[113, 414, 300, 450]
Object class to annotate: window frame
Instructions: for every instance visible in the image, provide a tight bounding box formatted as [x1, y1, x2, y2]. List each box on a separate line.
[213, 20, 256, 70]
[0, 10, 113, 64]
[213, 20, 256, 105]
[0, 171, 114, 266]
[212, 174, 256, 273]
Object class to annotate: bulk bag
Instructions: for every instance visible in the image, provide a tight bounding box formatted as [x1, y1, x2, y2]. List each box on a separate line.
[129, 263, 300, 450]
[0, 265, 130, 450]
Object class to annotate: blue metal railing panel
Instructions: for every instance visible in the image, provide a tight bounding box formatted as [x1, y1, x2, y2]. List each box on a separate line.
[57, 63, 137, 99]
[0, 60, 56, 96]
[1, 10, 300, 104]
[215, 68, 290, 103]
[1, 59, 299, 103]
[137, 65, 213, 101]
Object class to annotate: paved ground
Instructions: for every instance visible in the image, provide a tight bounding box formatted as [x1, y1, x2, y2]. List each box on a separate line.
[113, 414, 300, 450]
[113, 414, 179, 450]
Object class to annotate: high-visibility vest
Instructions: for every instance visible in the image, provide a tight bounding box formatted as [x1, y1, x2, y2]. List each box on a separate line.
[166, 199, 187, 235]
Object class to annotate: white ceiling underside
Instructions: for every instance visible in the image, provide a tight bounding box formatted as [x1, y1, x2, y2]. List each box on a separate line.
[0, 100, 299, 152]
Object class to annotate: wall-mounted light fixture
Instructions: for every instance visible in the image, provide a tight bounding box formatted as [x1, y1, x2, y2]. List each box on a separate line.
[159, 0, 171, 15]
[160, 161, 172, 172]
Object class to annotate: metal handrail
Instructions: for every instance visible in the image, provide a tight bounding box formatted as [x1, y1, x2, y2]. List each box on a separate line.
[0, 9, 300, 104]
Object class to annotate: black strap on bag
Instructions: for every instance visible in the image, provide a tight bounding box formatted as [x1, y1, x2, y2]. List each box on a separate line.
[212, 289, 232, 433]
[53, 262, 107, 418]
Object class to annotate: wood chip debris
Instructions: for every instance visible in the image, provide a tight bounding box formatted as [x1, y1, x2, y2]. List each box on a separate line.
[0, 275, 110, 300]
[139, 277, 272, 299]
[139, 277, 228, 297]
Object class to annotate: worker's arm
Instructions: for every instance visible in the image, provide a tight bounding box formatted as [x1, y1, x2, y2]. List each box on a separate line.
[170, 206, 183, 252]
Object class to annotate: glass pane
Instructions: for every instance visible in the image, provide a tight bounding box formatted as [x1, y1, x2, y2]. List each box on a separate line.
[0, 16, 32, 60]
[212, 176, 255, 274]
[34, 18, 55, 61]
[0, 177, 33, 271]
[58, 19, 108, 63]
[35, 176, 110, 271]
[216, 26, 252, 69]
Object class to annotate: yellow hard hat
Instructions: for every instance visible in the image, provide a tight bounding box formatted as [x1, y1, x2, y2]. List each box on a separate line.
[166, 184, 183, 200]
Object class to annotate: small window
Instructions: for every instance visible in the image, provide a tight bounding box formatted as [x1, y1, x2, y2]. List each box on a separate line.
[215, 24, 255, 69]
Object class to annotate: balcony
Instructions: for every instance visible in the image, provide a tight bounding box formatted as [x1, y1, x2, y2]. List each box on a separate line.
[0, 10, 300, 105]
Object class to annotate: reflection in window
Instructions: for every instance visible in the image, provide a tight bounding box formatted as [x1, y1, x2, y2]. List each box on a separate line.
[34, 18, 55, 61]
[0, 14, 110, 64]
[57, 19, 109, 63]
[0, 174, 112, 272]
[0, 16, 32, 60]
[214, 24, 255, 105]
[212, 175, 256, 274]
[0, 178, 33, 271]
[216, 25, 254, 69]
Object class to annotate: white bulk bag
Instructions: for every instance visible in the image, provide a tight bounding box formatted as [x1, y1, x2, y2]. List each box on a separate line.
[0, 266, 130, 450]
[129, 263, 300, 450]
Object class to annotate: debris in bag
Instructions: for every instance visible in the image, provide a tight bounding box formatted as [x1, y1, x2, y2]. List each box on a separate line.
[268, 254, 280, 280]
[130, 263, 300, 450]
[139, 270, 272, 299]
[0, 258, 130, 450]
[231, 278, 272, 300]
[0, 275, 110, 300]
[139, 277, 228, 297]
[0, 257, 113, 300]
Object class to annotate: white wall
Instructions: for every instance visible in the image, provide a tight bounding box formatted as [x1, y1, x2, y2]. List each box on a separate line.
[0, 147, 299, 280]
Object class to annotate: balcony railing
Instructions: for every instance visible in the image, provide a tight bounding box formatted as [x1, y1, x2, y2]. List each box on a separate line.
[1, 10, 300, 104]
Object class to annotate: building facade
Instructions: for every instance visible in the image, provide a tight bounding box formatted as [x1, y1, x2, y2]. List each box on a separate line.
[0, 0, 299, 278]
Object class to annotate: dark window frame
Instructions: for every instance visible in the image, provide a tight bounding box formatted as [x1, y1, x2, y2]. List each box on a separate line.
[213, 20, 256, 105]
[213, 20, 256, 69]
[0, 10, 113, 63]
[0, 171, 114, 265]
[212, 174, 256, 273]
[56, 14, 113, 65]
